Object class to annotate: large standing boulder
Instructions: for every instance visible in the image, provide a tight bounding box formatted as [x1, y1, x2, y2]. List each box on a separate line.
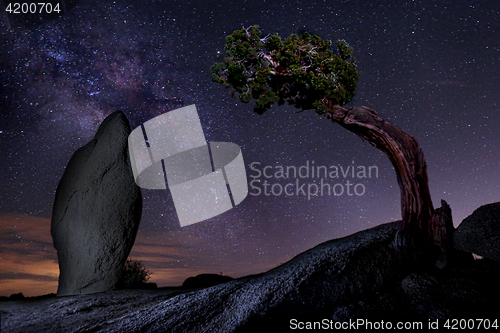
[454, 202, 500, 263]
[51, 111, 142, 296]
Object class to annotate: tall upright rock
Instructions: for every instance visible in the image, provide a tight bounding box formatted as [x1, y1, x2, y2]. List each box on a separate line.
[51, 111, 142, 296]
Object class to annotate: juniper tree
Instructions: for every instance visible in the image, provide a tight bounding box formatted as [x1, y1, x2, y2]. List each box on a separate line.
[211, 25, 453, 267]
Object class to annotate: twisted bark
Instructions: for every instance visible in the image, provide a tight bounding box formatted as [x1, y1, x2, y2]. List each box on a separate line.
[324, 102, 453, 266]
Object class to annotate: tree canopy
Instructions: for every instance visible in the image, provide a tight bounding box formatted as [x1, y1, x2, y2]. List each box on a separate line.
[210, 25, 359, 115]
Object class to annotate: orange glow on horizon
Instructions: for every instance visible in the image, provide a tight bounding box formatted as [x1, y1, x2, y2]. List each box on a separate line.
[1, 213, 281, 297]
[0, 214, 242, 297]
[0, 214, 59, 297]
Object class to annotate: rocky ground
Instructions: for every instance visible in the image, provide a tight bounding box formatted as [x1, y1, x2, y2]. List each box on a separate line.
[0, 288, 189, 332]
[2, 218, 500, 333]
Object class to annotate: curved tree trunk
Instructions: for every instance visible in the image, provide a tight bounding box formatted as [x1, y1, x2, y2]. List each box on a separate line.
[324, 102, 453, 266]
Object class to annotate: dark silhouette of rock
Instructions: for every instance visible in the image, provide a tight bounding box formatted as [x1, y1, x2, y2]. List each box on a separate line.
[454, 202, 500, 263]
[182, 274, 234, 289]
[51, 111, 142, 297]
[330, 249, 500, 321]
[9, 293, 24, 300]
[143, 282, 158, 289]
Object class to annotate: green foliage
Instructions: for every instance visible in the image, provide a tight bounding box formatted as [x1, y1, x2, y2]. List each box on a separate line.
[117, 259, 151, 289]
[210, 25, 359, 115]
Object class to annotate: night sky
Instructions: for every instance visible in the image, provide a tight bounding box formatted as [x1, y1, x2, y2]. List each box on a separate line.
[1, 0, 499, 297]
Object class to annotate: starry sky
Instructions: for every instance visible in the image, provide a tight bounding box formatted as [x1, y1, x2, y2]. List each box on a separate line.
[1, 0, 499, 297]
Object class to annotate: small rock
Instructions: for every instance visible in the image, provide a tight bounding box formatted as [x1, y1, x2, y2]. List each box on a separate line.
[9, 293, 25, 300]
[182, 274, 234, 289]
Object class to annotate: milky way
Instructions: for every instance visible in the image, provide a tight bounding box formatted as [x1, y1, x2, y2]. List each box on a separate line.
[1, 0, 499, 295]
